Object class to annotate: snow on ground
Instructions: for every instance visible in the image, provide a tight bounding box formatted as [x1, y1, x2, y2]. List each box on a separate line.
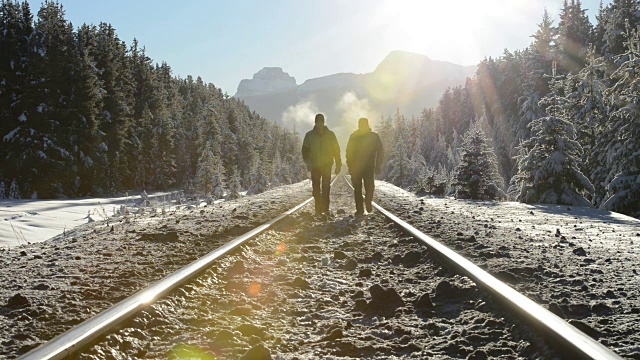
[376, 181, 640, 358]
[0, 181, 312, 358]
[1, 191, 186, 248]
[0, 178, 639, 358]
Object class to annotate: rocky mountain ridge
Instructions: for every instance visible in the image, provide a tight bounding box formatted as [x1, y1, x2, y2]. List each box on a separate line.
[234, 51, 477, 135]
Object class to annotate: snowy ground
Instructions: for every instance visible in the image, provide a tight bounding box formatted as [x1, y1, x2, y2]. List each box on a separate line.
[0, 178, 638, 358]
[0, 191, 185, 248]
[80, 179, 557, 359]
[376, 181, 640, 358]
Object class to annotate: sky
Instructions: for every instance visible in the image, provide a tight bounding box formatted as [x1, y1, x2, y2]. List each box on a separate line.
[26, 0, 609, 96]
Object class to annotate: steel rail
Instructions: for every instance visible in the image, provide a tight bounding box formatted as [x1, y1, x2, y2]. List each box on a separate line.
[345, 176, 622, 360]
[19, 177, 336, 360]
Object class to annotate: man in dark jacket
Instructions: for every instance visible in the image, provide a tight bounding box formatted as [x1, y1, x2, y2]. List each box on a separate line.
[302, 114, 342, 216]
[346, 117, 383, 215]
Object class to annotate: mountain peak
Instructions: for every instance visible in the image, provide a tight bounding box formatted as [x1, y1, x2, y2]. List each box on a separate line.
[375, 50, 432, 74]
[235, 67, 297, 97]
[386, 50, 431, 61]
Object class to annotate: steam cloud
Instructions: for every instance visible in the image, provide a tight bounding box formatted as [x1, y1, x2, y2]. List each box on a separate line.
[336, 91, 376, 124]
[281, 99, 319, 130]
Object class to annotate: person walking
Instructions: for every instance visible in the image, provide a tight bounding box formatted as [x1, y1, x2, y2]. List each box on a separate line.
[346, 117, 383, 215]
[302, 114, 342, 216]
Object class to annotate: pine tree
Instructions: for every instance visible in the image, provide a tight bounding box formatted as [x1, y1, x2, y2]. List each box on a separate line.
[386, 110, 412, 187]
[557, 46, 609, 203]
[598, 25, 640, 216]
[593, 0, 610, 54]
[531, 8, 556, 63]
[196, 140, 225, 197]
[517, 10, 557, 148]
[512, 65, 594, 206]
[512, 113, 594, 206]
[0, 180, 5, 199]
[602, 0, 640, 60]
[9, 179, 20, 199]
[1, 1, 41, 197]
[68, 24, 104, 196]
[94, 22, 134, 192]
[226, 165, 242, 200]
[247, 154, 270, 195]
[557, 0, 594, 73]
[376, 115, 393, 176]
[452, 125, 504, 200]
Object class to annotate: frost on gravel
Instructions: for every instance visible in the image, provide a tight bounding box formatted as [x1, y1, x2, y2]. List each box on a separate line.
[0, 182, 312, 358]
[80, 180, 556, 359]
[376, 181, 640, 358]
[1, 179, 638, 358]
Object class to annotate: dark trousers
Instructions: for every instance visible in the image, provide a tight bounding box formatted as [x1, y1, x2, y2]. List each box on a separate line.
[311, 166, 332, 214]
[352, 168, 374, 213]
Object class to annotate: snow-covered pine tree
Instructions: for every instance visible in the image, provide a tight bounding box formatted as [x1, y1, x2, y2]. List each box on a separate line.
[559, 46, 609, 204]
[196, 140, 225, 198]
[94, 22, 135, 192]
[530, 8, 557, 65]
[9, 179, 20, 199]
[602, 0, 640, 61]
[452, 125, 505, 200]
[599, 24, 640, 217]
[512, 113, 594, 206]
[210, 156, 226, 200]
[0, 1, 35, 174]
[512, 64, 594, 206]
[247, 154, 270, 195]
[376, 115, 394, 177]
[385, 110, 412, 187]
[433, 164, 452, 196]
[428, 133, 447, 169]
[408, 153, 426, 189]
[226, 165, 242, 200]
[556, 0, 594, 73]
[68, 24, 104, 196]
[0, 181, 6, 199]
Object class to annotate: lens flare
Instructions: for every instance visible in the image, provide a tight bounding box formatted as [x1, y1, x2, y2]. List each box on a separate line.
[247, 282, 261, 297]
[169, 343, 216, 360]
[275, 242, 287, 255]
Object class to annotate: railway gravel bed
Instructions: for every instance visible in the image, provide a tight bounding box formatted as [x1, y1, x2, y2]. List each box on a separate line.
[376, 182, 640, 359]
[0, 182, 311, 358]
[1, 178, 637, 358]
[80, 180, 557, 359]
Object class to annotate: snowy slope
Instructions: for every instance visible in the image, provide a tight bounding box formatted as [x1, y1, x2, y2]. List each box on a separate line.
[0, 192, 180, 248]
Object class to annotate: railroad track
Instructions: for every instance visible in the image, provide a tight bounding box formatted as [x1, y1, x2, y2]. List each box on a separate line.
[20, 177, 622, 359]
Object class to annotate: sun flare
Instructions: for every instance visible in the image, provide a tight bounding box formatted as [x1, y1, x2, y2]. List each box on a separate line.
[372, 0, 529, 64]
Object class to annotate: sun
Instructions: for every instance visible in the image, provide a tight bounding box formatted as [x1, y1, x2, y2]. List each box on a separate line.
[370, 0, 511, 64]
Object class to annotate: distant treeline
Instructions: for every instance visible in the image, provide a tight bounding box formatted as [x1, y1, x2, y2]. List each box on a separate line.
[380, 0, 640, 218]
[0, 0, 306, 199]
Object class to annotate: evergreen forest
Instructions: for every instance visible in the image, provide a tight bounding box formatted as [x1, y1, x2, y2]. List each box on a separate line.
[2, 0, 640, 220]
[0, 0, 306, 200]
[379, 0, 640, 218]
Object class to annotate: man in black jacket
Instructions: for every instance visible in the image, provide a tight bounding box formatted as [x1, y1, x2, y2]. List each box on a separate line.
[302, 114, 342, 216]
[346, 117, 384, 215]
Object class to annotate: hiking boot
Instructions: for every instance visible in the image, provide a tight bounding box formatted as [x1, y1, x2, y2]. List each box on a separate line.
[354, 210, 364, 217]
